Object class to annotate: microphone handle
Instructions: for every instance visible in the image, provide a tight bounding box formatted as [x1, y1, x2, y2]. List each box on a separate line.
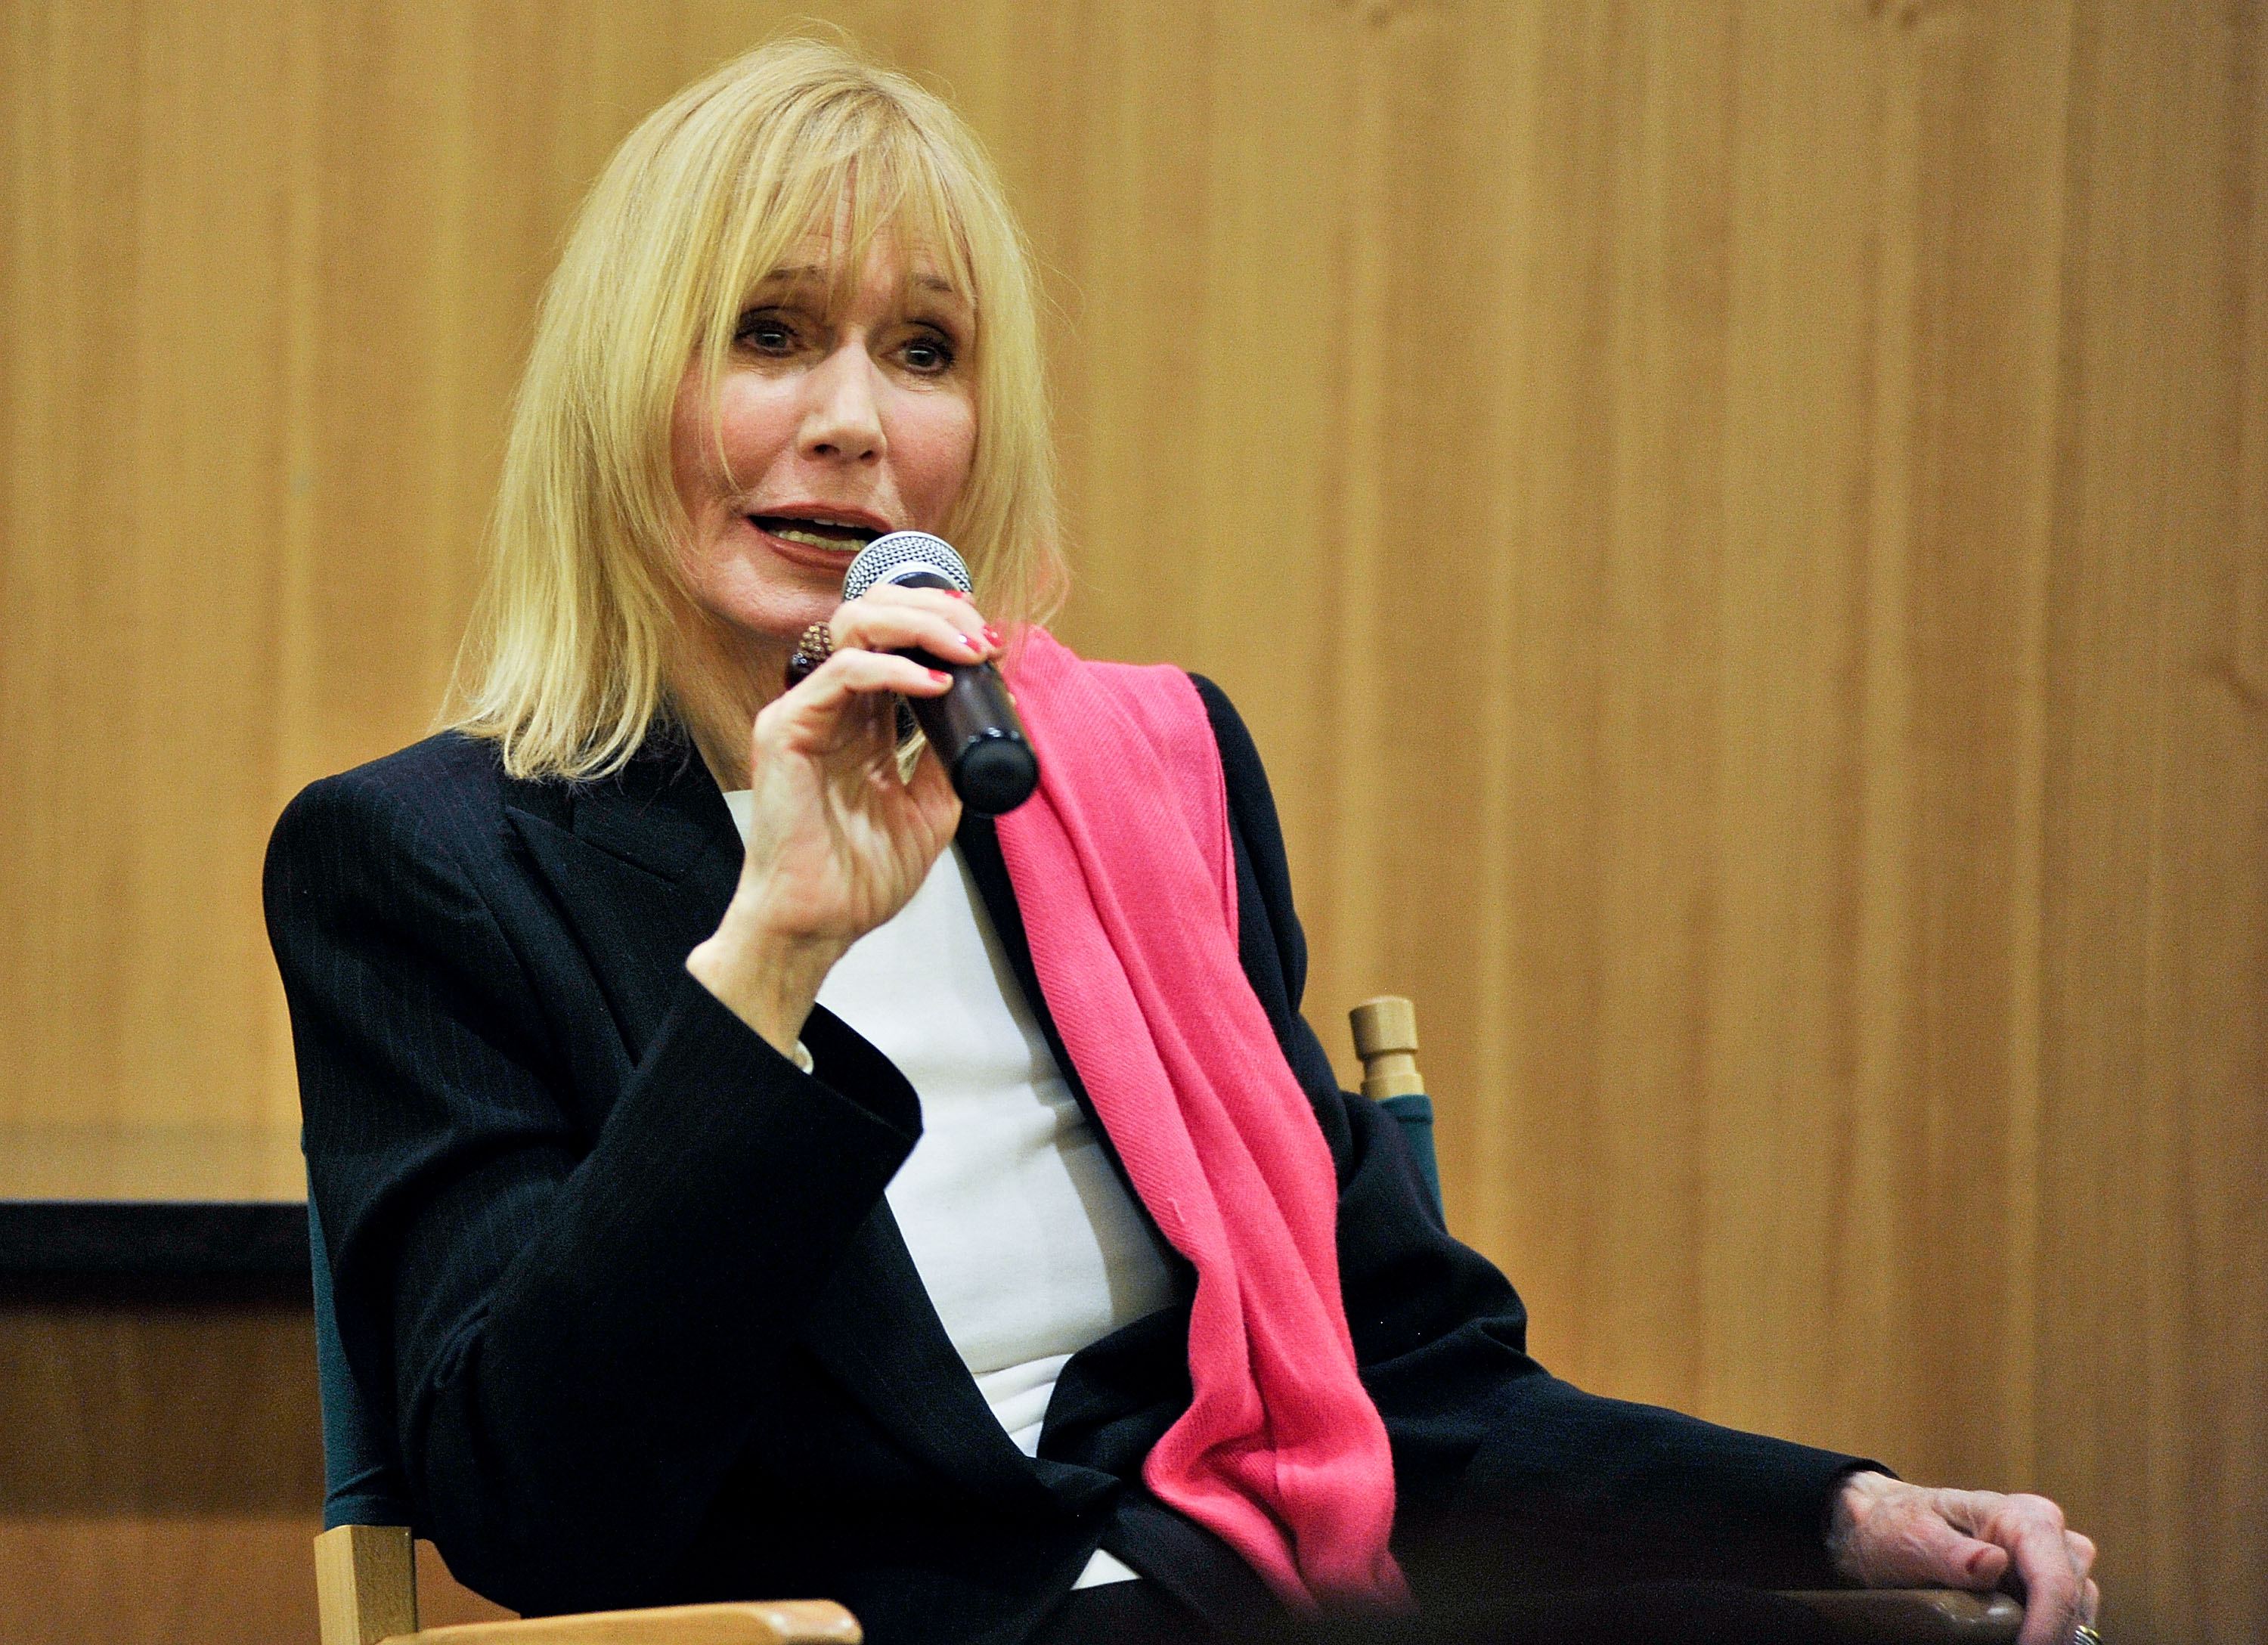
[885, 573, 1039, 815]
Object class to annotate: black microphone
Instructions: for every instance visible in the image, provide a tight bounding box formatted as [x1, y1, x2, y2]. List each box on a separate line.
[843, 532, 1040, 816]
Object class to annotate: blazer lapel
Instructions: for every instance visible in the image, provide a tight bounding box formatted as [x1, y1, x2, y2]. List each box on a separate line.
[503, 742, 742, 1067]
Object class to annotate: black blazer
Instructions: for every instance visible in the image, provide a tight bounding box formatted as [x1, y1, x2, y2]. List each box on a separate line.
[265, 679, 1862, 1645]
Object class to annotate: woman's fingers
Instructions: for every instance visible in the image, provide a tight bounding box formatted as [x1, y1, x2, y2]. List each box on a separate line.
[798, 644, 953, 704]
[827, 583, 997, 666]
[762, 586, 997, 769]
[697, 605, 976, 1051]
[1830, 1475, 2096, 1645]
[755, 649, 959, 847]
[1967, 1494, 2090, 1645]
[737, 645, 958, 910]
[764, 647, 950, 750]
[1932, 1485, 2092, 1645]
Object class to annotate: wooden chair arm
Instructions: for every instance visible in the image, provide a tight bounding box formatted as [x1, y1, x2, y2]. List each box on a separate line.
[317, 1525, 860, 1645]
[398, 1601, 860, 1644]
[404, 1591, 1992, 1645]
[1782, 1588, 2025, 1643]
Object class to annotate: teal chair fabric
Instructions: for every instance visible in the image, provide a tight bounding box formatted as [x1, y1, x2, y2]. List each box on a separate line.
[308, 1185, 417, 1529]
[1378, 1092, 1440, 1213]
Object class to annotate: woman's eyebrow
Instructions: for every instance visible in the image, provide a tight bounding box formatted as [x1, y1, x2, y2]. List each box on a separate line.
[748, 265, 964, 301]
[749, 264, 828, 291]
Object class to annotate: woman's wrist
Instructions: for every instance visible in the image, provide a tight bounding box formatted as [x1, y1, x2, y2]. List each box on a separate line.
[685, 912, 846, 1058]
[1826, 1470, 1891, 1580]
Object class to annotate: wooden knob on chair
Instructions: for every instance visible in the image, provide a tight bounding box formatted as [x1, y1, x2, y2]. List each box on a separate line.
[1349, 996, 1424, 1101]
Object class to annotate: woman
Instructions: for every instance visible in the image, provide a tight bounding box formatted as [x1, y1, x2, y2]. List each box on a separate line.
[266, 39, 2099, 1645]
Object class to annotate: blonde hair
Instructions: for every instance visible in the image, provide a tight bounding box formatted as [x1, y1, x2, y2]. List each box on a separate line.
[448, 38, 1064, 779]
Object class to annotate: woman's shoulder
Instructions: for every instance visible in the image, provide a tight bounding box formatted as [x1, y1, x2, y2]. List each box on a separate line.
[268, 726, 705, 891]
[263, 731, 575, 913]
[1070, 660, 1262, 770]
[277, 730, 513, 840]
[1030, 644, 1257, 773]
[1180, 675, 1281, 839]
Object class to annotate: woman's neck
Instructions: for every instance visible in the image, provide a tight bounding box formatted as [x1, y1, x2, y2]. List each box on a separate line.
[670, 620, 785, 792]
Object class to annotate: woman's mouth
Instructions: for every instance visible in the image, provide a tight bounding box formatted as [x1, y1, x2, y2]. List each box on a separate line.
[750, 515, 883, 552]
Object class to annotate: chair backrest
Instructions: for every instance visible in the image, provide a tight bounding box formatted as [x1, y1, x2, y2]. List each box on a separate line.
[306, 1182, 419, 1529]
[1349, 996, 1440, 1211]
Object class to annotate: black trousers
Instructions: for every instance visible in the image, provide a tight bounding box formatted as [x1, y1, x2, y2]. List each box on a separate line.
[1030, 1578, 1845, 1645]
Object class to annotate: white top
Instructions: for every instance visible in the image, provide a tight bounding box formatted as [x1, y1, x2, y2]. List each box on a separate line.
[723, 794, 1173, 1587]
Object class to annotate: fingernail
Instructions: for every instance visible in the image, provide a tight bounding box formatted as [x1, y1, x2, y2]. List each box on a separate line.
[947, 590, 969, 600]
[928, 669, 950, 683]
[984, 624, 1002, 646]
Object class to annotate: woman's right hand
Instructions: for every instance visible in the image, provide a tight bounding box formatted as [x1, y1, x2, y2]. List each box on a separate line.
[685, 585, 999, 1057]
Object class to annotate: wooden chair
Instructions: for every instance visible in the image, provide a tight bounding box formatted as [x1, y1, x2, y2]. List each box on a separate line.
[1349, 998, 2025, 1645]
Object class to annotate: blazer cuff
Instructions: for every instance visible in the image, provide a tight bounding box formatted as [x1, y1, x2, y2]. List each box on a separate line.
[649, 966, 922, 1145]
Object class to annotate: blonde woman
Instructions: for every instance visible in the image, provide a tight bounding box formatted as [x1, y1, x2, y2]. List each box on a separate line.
[266, 39, 2098, 1645]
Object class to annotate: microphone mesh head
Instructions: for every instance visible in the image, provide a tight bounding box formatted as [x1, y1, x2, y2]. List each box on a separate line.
[843, 531, 974, 600]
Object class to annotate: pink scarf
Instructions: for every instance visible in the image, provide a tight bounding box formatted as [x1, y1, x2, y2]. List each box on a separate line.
[993, 629, 1409, 1611]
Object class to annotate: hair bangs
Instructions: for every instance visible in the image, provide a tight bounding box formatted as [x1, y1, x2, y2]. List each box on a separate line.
[695, 90, 981, 407]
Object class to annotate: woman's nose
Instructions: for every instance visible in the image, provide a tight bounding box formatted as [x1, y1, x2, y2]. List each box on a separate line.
[798, 342, 885, 464]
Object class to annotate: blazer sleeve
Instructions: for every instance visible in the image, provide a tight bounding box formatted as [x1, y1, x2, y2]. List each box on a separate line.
[1188, 676, 1866, 1593]
[265, 754, 922, 1612]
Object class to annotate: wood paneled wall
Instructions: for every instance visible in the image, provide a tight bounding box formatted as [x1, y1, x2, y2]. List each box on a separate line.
[0, 1278, 507, 1643]
[2, 4, 2260, 1642]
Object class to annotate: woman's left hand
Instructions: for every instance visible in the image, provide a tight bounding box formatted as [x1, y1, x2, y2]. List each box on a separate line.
[1828, 1470, 2099, 1645]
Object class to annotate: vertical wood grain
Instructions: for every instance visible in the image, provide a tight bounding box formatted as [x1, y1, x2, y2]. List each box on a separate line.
[0, 3, 2258, 1640]
[2, 0, 299, 1129]
[2036, 4, 2267, 1637]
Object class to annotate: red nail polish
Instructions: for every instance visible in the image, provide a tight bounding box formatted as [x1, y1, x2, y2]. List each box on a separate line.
[947, 590, 969, 600]
[929, 669, 950, 683]
[984, 624, 1002, 646]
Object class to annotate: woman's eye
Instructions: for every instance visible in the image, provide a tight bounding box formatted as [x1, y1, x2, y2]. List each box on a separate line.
[899, 333, 956, 373]
[736, 313, 798, 355]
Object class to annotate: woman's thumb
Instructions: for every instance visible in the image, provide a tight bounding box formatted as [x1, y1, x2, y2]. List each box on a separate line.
[1919, 1513, 2009, 1589]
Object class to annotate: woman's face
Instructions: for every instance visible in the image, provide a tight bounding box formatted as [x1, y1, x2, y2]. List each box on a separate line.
[670, 234, 978, 669]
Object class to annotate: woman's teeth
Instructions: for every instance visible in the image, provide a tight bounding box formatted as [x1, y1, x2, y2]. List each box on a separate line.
[754, 516, 879, 550]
